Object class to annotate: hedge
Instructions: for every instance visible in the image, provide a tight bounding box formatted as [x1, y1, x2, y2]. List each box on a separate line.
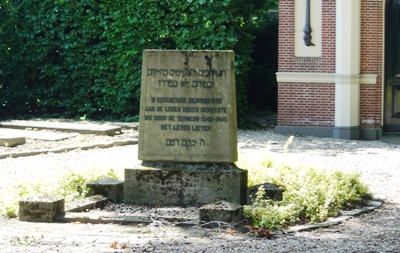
[0, 0, 277, 121]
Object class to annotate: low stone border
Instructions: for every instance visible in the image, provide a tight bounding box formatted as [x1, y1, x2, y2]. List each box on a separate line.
[18, 173, 384, 234]
[21, 192, 383, 235]
[57, 199, 383, 232]
[0, 138, 138, 159]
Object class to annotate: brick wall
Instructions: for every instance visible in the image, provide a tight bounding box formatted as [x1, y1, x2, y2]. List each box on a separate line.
[278, 0, 383, 128]
[278, 0, 336, 73]
[360, 0, 383, 128]
[277, 0, 336, 126]
[277, 83, 335, 127]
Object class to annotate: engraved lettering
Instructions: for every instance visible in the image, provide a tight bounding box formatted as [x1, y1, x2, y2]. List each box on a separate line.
[158, 80, 178, 87]
[172, 125, 191, 131]
[177, 116, 200, 122]
[200, 107, 227, 113]
[166, 138, 179, 146]
[161, 124, 171, 130]
[157, 97, 187, 103]
[191, 125, 211, 131]
[154, 115, 167, 121]
[182, 107, 199, 112]
[165, 106, 181, 112]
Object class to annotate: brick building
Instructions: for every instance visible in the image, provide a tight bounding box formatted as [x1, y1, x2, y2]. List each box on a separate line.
[275, 0, 399, 140]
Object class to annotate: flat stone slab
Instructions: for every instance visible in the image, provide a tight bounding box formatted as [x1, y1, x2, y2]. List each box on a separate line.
[0, 135, 25, 147]
[0, 138, 137, 159]
[0, 128, 78, 141]
[0, 120, 121, 136]
[57, 211, 199, 226]
[57, 212, 153, 225]
[65, 194, 109, 212]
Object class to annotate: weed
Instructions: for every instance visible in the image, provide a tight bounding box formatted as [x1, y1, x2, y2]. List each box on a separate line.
[10, 235, 36, 246]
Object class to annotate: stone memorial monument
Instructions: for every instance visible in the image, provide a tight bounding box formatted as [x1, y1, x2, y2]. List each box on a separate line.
[124, 50, 247, 206]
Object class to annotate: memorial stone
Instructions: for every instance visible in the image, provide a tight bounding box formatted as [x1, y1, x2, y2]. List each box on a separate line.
[125, 50, 247, 206]
[138, 50, 237, 163]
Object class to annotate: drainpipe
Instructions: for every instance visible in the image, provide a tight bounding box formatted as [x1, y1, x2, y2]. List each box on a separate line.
[303, 0, 315, 46]
[334, 0, 361, 139]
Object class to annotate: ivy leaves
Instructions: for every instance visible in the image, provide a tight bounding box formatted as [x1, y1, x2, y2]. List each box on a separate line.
[0, 0, 276, 119]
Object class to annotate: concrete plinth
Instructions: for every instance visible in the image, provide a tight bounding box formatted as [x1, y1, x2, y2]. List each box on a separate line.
[19, 195, 64, 222]
[124, 163, 247, 206]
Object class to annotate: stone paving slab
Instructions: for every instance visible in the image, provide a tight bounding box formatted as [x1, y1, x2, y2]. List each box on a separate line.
[0, 138, 138, 159]
[11, 118, 140, 129]
[0, 128, 78, 141]
[0, 120, 122, 136]
[0, 135, 25, 147]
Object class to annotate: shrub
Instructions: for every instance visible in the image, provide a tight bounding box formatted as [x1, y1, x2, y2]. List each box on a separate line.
[241, 136, 371, 230]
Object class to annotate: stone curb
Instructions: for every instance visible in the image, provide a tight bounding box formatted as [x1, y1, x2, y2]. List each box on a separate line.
[286, 199, 384, 233]
[0, 138, 138, 159]
[57, 212, 199, 227]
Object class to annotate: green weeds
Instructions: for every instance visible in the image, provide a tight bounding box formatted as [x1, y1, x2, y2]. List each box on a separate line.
[240, 136, 371, 231]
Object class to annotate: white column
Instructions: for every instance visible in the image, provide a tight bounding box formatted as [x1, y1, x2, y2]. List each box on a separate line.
[334, 0, 361, 139]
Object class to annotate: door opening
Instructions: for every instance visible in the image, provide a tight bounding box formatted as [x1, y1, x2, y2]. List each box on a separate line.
[384, 0, 400, 131]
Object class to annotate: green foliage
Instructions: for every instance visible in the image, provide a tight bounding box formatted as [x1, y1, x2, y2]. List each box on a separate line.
[244, 187, 299, 230]
[0, 167, 123, 218]
[240, 136, 371, 231]
[0, 0, 277, 120]
[9, 235, 37, 246]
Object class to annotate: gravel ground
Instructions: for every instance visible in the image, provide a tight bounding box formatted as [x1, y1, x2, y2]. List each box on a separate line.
[1, 128, 400, 252]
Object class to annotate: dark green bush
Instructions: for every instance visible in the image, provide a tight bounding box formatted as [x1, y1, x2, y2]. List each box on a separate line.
[0, 0, 277, 120]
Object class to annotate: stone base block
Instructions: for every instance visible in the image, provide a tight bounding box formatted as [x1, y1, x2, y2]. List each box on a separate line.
[199, 201, 243, 223]
[19, 195, 64, 222]
[87, 177, 124, 203]
[0, 136, 25, 147]
[248, 183, 283, 203]
[124, 163, 247, 206]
